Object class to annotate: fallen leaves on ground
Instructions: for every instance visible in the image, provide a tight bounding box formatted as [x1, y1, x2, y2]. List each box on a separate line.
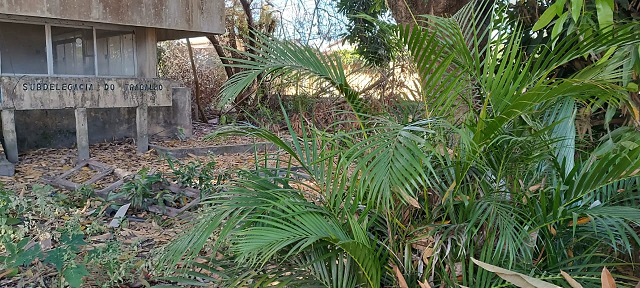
[0, 135, 296, 287]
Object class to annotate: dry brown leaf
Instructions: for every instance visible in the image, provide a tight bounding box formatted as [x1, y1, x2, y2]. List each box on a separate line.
[635, 281, 640, 288]
[528, 184, 542, 191]
[391, 264, 409, 288]
[417, 280, 432, 288]
[441, 181, 456, 204]
[407, 196, 421, 208]
[560, 271, 583, 288]
[471, 258, 561, 288]
[568, 217, 591, 226]
[423, 247, 434, 262]
[90, 233, 113, 242]
[601, 267, 616, 288]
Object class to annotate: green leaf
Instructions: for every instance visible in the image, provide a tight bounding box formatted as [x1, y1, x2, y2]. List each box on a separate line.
[571, 0, 583, 22]
[61, 233, 86, 251]
[533, 3, 558, 31]
[596, 47, 617, 66]
[63, 264, 90, 288]
[5, 218, 21, 225]
[605, 105, 616, 126]
[586, 206, 640, 223]
[621, 141, 640, 149]
[14, 244, 41, 267]
[16, 238, 30, 250]
[556, 0, 567, 16]
[4, 242, 17, 255]
[44, 247, 65, 271]
[552, 12, 570, 39]
[596, 0, 614, 31]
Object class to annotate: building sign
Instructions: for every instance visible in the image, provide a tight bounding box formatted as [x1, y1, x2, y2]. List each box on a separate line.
[0, 76, 174, 110]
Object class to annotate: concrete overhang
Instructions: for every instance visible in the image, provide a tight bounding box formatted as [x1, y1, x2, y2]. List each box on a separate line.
[0, 0, 224, 38]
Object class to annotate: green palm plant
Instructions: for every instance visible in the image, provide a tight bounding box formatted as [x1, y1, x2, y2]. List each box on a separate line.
[156, 1, 640, 287]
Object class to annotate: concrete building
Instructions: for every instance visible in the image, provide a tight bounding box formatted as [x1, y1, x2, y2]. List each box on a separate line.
[0, 0, 224, 175]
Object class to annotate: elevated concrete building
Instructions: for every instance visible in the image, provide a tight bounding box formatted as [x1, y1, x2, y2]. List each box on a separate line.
[0, 0, 224, 175]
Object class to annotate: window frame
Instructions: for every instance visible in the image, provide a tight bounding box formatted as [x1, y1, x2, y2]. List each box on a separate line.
[0, 19, 49, 76]
[0, 18, 137, 78]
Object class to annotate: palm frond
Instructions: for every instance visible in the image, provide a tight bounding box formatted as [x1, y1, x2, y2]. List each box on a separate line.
[219, 34, 365, 119]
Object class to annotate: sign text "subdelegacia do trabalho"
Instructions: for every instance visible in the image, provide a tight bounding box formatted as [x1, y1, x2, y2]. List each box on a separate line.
[22, 82, 164, 91]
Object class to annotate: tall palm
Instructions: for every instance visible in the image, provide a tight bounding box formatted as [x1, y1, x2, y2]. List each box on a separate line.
[157, 1, 640, 287]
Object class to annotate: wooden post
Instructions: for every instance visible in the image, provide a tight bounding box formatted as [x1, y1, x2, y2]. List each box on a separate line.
[75, 108, 90, 161]
[1, 109, 18, 163]
[136, 104, 148, 154]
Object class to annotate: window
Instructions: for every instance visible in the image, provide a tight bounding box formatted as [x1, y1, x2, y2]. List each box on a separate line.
[96, 30, 135, 76]
[52, 26, 95, 75]
[0, 22, 48, 74]
[0, 22, 136, 77]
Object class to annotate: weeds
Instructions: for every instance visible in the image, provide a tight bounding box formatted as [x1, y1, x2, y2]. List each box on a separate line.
[167, 157, 225, 196]
[110, 169, 165, 210]
[0, 183, 149, 287]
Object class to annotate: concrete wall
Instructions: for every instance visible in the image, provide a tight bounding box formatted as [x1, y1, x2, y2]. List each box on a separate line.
[0, 0, 224, 34]
[11, 87, 191, 150]
[15, 108, 135, 149]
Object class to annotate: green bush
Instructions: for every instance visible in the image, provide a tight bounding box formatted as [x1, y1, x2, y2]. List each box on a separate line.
[157, 0, 640, 287]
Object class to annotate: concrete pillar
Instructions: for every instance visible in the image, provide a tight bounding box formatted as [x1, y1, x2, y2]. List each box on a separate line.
[0, 156, 15, 176]
[75, 108, 90, 160]
[137, 104, 149, 153]
[135, 27, 157, 78]
[172, 88, 193, 138]
[1, 110, 18, 163]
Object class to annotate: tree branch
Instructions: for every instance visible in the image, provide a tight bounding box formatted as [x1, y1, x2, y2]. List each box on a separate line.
[207, 36, 234, 79]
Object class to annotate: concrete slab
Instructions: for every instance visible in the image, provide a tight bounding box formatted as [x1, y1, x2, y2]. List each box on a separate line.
[0, 76, 173, 110]
[150, 142, 278, 158]
[0, 0, 225, 35]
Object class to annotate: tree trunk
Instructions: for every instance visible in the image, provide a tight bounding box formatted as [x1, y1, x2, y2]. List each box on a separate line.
[186, 38, 208, 123]
[208, 36, 234, 79]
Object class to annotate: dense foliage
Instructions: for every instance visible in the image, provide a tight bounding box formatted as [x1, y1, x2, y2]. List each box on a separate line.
[335, 0, 397, 66]
[159, 1, 640, 287]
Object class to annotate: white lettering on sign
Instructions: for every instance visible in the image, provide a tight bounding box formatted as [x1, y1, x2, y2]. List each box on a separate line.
[1, 76, 175, 110]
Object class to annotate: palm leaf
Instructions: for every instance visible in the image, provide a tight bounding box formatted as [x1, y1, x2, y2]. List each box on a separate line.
[218, 34, 366, 121]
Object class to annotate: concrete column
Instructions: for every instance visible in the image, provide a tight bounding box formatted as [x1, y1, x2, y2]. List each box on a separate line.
[1, 110, 18, 163]
[172, 87, 193, 138]
[75, 108, 90, 160]
[135, 27, 157, 78]
[137, 104, 149, 153]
